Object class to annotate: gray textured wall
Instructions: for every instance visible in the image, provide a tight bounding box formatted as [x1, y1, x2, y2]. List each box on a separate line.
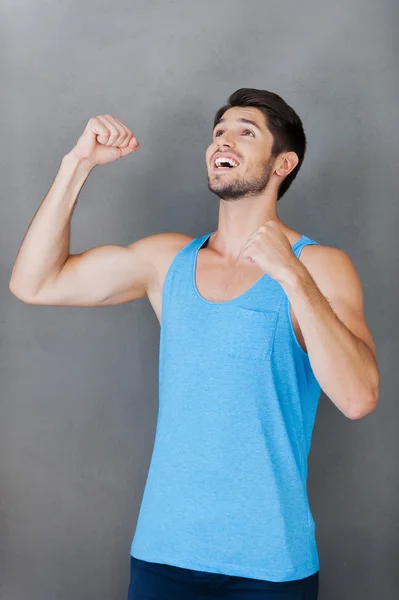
[1, 1, 398, 599]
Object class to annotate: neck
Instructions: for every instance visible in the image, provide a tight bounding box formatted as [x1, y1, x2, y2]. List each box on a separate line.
[209, 197, 290, 262]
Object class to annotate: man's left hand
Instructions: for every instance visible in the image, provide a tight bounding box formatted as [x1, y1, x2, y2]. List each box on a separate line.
[241, 221, 302, 285]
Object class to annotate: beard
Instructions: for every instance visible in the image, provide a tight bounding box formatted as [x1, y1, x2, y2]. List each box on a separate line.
[207, 157, 275, 201]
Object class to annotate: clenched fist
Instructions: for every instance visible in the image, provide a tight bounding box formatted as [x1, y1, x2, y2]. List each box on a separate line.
[70, 115, 140, 167]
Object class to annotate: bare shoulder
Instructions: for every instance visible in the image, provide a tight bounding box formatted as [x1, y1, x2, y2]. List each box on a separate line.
[127, 230, 193, 284]
[127, 231, 193, 258]
[299, 243, 359, 293]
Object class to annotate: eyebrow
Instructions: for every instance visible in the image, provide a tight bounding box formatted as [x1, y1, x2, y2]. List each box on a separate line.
[214, 117, 262, 133]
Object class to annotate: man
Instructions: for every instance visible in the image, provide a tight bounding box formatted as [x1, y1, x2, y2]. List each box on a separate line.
[10, 88, 379, 599]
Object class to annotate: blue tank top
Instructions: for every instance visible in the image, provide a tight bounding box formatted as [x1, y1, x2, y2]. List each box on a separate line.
[130, 231, 322, 582]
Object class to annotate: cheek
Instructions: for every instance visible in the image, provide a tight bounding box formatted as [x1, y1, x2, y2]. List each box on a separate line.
[205, 147, 214, 163]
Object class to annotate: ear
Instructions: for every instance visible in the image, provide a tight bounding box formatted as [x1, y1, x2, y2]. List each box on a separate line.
[275, 152, 299, 178]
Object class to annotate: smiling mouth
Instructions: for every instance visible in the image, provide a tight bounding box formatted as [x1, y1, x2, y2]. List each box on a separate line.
[212, 156, 240, 171]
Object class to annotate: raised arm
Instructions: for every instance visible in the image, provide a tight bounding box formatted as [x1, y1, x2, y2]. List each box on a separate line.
[9, 115, 154, 306]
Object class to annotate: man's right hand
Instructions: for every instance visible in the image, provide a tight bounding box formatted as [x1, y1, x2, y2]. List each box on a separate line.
[70, 115, 140, 167]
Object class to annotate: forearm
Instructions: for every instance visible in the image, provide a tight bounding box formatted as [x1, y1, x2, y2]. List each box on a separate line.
[280, 265, 379, 419]
[9, 152, 94, 298]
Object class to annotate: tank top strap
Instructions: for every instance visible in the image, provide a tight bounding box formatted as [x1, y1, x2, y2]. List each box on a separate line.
[292, 234, 320, 258]
[161, 233, 211, 305]
[190, 232, 320, 257]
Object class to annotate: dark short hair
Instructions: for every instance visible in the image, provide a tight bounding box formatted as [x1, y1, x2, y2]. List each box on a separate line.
[213, 88, 307, 201]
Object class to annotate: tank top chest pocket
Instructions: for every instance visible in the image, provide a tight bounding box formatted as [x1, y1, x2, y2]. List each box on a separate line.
[226, 307, 279, 361]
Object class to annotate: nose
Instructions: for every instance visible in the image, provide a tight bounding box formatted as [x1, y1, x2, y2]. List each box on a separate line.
[217, 131, 235, 149]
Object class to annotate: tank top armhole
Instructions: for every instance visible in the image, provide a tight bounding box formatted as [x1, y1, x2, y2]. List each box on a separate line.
[286, 297, 311, 361]
[161, 236, 198, 297]
[287, 237, 321, 362]
[160, 236, 203, 328]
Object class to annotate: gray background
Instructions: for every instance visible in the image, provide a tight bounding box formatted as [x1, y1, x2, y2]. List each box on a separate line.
[1, 1, 398, 598]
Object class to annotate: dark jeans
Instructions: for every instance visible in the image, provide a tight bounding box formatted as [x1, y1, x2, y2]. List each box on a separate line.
[127, 556, 319, 599]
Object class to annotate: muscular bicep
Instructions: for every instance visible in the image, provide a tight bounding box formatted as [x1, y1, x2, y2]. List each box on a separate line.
[26, 237, 156, 307]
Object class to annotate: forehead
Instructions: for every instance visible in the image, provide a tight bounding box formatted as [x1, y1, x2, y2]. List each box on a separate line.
[215, 106, 268, 130]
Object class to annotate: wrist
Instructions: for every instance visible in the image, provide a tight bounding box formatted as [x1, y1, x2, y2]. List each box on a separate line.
[63, 150, 96, 172]
[278, 261, 308, 291]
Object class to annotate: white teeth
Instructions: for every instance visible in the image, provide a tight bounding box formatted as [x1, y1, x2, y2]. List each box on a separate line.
[215, 156, 239, 168]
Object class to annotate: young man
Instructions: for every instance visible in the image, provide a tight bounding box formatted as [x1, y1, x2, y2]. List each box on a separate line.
[10, 88, 379, 599]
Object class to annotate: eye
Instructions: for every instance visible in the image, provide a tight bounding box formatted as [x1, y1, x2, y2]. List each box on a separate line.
[213, 129, 255, 138]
